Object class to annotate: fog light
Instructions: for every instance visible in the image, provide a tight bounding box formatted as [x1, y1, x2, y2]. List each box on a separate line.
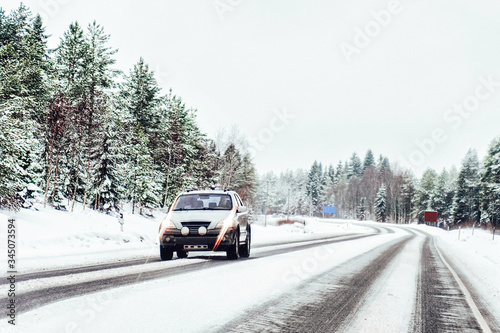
[181, 227, 189, 236]
[198, 226, 207, 236]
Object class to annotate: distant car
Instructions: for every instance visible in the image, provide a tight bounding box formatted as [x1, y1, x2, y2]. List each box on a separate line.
[158, 190, 251, 260]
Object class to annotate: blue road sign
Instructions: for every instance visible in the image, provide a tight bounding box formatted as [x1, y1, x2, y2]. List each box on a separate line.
[323, 206, 336, 214]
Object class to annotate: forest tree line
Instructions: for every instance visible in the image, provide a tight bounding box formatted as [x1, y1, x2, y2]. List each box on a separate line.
[258, 144, 500, 228]
[0, 5, 257, 214]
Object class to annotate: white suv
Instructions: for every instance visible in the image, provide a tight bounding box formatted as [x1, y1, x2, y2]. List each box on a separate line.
[158, 190, 251, 260]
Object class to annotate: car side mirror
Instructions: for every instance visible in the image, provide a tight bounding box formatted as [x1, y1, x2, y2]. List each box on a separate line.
[237, 206, 248, 213]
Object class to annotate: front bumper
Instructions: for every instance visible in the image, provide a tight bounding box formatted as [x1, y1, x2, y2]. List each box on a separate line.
[160, 228, 236, 251]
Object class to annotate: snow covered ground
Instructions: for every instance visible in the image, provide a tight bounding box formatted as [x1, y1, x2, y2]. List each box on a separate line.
[0, 207, 498, 332]
[0, 203, 161, 273]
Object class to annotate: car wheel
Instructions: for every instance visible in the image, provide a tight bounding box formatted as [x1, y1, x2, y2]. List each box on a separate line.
[177, 249, 188, 259]
[160, 246, 174, 261]
[239, 226, 251, 258]
[226, 230, 239, 260]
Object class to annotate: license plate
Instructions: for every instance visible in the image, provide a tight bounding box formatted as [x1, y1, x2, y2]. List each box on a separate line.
[183, 245, 208, 250]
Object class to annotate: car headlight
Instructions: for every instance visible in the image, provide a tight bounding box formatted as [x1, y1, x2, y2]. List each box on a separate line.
[163, 219, 177, 229]
[159, 218, 177, 235]
[216, 217, 233, 229]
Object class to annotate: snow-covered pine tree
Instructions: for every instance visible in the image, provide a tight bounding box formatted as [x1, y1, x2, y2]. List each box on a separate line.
[117, 57, 163, 207]
[52, 21, 116, 210]
[432, 169, 456, 223]
[0, 5, 48, 209]
[190, 139, 220, 191]
[322, 164, 336, 211]
[306, 161, 325, 216]
[452, 149, 481, 224]
[412, 168, 437, 222]
[480, 137, 500, 228]
[54, 22, 88, 97]
[347, 152, 363, 179]
[159, 93, 203, 205]
[400, 171, 415, 223]
[124, 125, 161, 215]
[374, 184, 387, 222]
[378, 156, 391, 184]
[363, 149, 375, 172]
[118, 57, 161, 132]
[80, 22, 117, 210]
[90, 117, 124, 213]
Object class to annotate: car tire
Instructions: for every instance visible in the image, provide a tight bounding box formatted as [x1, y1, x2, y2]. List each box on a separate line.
[160, 246, 174, 261]
[239, 226, 251, 258]
[177, 249, 188, 259]
[226, 230, 239, 260]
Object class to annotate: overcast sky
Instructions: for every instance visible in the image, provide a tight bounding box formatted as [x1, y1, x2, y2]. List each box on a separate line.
[4, 0, 500, 176]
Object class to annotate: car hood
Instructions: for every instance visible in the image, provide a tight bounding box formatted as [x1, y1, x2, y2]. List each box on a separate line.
[170, 210, 232, 228]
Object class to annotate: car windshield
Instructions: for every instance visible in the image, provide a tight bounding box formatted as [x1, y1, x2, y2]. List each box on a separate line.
[173, 194, 233, 211]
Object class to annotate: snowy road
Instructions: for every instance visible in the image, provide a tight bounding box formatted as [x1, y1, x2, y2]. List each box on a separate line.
[1, 222, 498, 333]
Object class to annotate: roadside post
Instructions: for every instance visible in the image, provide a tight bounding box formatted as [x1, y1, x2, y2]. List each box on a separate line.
[118, 213, 124, 232]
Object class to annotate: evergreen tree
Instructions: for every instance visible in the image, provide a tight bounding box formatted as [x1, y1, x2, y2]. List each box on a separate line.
[0, 5, 48, 209]
[54, 22, 88, 96]
[51, 21, 117, 210]
[327, 164, 335, 185]
[124, 125, 161, 214]
[400, 171, 415, 223]
[432, 169, 456, 223]
[90, 116, 123, 213]
[306, 161, 325, 215]
[117, 57, 164, 207]
[452, 149, 481, 224]
[118, 57, 161, 131]
[413, 168, 437, 222]
[374, 184, 387, 222]
[348, 152, 362, 179]
[481, 137, 500, 228]
[363, 149, 375, 171]
[160, 93, 205, 205]
[190, 139, 220, 190]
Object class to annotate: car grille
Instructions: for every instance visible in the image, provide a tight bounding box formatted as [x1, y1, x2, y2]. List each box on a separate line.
[181, 221, 211, 233]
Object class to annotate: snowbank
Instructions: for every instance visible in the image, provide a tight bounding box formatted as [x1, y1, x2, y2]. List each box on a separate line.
[0, 203, 160, 272]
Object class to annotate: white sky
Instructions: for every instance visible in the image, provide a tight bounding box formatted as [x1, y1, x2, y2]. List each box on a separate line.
[4, 0, 500, 175]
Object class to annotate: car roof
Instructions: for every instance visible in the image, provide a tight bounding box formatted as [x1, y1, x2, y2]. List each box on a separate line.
[179, 190, 237, 196]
